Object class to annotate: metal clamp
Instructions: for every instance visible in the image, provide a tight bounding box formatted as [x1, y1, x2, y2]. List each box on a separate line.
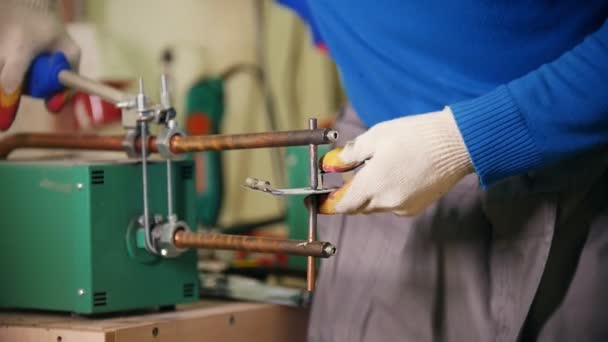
[243, 177, 336, 196]
[156, 121, 184, 159]
[239, 118, 335, 292]
[135, 78, 155, 122]
[153, 216, 191, 258]
[122, 128, 143, 158]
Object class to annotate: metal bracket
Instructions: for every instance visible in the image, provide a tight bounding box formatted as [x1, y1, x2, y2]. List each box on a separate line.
[240, 118, 333, 291]
[242, 177, 335, 196]
[156, 120, 184, 159]
[152, 216, 191, 258]
[121, 128, 145, 158]
[153, 107, 177, 126]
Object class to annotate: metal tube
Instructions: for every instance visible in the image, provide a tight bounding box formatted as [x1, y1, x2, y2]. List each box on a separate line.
[307, 118, 319, 292]
[0, 129, 338, 159]
[0, 133, 134, 158]
[169, 129, 337, 152]
[173, 231, 336, 258]
[58, 70, 131, 105]
[309, 120, 319, 190]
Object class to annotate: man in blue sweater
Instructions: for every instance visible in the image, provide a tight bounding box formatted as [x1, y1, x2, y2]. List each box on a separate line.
[281, 0, 608, 341]
[4, 0, 608, 340]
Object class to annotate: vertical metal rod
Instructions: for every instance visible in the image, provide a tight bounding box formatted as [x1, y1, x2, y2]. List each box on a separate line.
[140, 121, 156, 254]
[160, 75, 176, 221]
[166, 159, 174, 219]
[307, 118, 319, 291]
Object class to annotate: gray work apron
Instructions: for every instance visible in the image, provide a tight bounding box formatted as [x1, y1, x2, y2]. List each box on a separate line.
[308, 105, 608, 342]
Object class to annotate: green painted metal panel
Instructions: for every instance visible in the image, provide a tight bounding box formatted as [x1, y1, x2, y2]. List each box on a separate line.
[0, 160, 199, 314]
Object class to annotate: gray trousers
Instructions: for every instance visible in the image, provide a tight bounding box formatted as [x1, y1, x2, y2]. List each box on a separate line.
[308, 106, 608, 342]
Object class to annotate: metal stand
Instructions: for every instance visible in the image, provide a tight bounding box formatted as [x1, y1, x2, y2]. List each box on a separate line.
[241, 118, 338, 291]
[307, 118, 319, 292]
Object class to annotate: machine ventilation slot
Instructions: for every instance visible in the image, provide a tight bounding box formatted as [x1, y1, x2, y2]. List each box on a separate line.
[91, 170, 105, 185]
[180, 165, 194, 181]
[93, 292, 107, 307]
[183, 283, 195, 298]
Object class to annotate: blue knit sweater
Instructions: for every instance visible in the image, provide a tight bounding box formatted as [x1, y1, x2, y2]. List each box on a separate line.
[288, 1, 608, 186]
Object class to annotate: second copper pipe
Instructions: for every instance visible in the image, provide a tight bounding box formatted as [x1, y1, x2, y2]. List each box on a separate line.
[174, 231, 336, 258]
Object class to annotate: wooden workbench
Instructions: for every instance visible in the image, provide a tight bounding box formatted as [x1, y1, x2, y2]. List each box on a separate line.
[0, 300, 308, 342]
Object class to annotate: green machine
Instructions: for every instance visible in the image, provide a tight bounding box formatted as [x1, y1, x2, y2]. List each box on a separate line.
[0, 160, 199, 314]
[0, 57, 340, 314]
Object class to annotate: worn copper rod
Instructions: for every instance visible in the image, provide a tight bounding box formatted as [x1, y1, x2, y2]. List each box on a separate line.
[0, 129, 338, 159]
[169, 129, 337, 153]
[174, 231, 337, 258]
[307, 118, 319, 292]
[0, 133, 136, 158]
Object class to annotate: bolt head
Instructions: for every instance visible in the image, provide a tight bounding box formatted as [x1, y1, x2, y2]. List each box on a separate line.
[327, 130, 339, 142]
[155, 126, 183, 159]
[76, 183, 84, 190]
[156, 221, 190, 258]
[77, 289, 85, 296]
[324, 244, 337, 256]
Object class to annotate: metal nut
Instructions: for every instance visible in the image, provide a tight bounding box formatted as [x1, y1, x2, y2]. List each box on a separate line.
[154, 220, 191, 258]
[325, 130, 339, 142]
[324, 244, 337, 256]
[156, 125, 184, 159]
[154, 214, 164, 225]
[245, 177, 270, 190]
[139, 215, 164, 228]
[122, 128, 142, 158]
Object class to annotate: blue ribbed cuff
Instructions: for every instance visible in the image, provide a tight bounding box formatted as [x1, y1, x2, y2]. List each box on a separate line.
[451, 86, 543, 187]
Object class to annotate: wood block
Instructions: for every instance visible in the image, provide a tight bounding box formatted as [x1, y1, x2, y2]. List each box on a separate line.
[0, 301, 309, 342]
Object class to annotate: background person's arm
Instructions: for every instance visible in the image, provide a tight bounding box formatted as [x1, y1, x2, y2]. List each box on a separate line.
[0, 0, 80, 131]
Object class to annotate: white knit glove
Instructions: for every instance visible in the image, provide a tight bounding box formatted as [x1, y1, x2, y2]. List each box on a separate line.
[0, 0, 80, 130]
[319, 107, 474, 216]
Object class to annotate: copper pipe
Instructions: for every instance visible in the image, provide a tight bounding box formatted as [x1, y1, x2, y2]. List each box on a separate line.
[174, 231, 337, 258]
[307, 118, 319, 291]
[0, 129, 338, 159]
[0, 133, 139, 158]
[170, 128, 337, 153]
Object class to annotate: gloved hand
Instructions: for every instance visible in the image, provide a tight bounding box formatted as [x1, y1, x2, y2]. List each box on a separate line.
[319, 107, 474, 216]
[0, 0, 80, 131]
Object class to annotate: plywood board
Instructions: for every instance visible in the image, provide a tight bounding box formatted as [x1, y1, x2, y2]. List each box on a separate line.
[0, 301, 308, 342]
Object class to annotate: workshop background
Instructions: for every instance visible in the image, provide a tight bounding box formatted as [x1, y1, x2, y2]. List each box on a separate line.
[4, 0, 343, 226]
[0, 2, 349, 339]
[0, 1, 346, 339]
